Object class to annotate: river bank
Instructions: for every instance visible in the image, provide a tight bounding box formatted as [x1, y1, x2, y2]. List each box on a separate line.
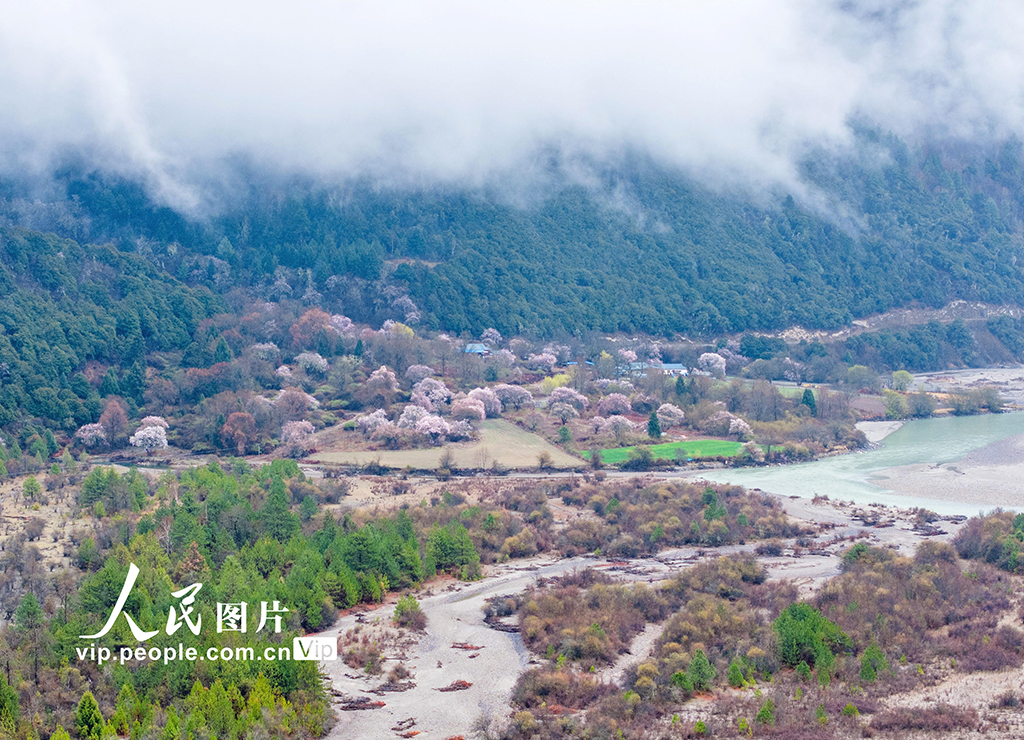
[319, 490, 962, 739]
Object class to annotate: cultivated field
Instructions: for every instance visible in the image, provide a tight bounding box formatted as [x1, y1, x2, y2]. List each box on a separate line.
[308, 419, 581, 470]
[585, 438, 744, 464]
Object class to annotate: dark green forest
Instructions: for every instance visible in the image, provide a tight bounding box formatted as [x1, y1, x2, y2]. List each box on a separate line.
[4, 130, 1024, 337]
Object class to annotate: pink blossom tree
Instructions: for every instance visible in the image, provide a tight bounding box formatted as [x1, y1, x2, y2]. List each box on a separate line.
[451, 397, 486, 421]
[138, 416, 169, 429]
[413, 377, 451, 409]
[598, 393, 632, 416]
[481, 327, 502, 345]
[405, 364, 435, 383]
[549, 387, 588, 411]
[493, 384, 533, 410]
[365, 365, 400, 405]
[468, 387, 502, 417]
[75, 423, 106, 448]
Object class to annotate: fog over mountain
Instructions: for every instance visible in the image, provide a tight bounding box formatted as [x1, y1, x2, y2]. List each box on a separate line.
[2, 0, 1024, 211]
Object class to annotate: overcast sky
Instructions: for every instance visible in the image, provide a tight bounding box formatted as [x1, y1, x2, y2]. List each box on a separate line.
[1, 0, 1023, 210]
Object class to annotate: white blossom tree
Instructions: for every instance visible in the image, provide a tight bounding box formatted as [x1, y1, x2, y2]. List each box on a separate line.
[698, 352, 727, 379]
[397, 405, 429, 428]
[129, 425, 168, 450]
[295, 352, 329, 375]
[656, 404, 686, 429]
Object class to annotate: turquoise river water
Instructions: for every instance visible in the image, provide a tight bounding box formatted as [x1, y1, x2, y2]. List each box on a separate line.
[695, 412, 1024, 516]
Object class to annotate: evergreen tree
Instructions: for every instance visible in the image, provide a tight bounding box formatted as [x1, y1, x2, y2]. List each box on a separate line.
[14, 593, 43, 631]
[647, 410, 661, 439]
[98, 369, 121, 398]
[213, 338, 233, 364]
[687, 649, 717, 692]
[801, 388, 817, 416]
[76, 691, 104, 740]
[260, 479, 299, 542]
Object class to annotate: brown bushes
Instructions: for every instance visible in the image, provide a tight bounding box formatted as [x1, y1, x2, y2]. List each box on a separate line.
[870, 704, 978, 732]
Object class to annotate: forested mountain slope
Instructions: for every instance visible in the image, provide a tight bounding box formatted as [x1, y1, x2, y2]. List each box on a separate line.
[3, 131, 1024, 337]
[0, 227, 220, 430]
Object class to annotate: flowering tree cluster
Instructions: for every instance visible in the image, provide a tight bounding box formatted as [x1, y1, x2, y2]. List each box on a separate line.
[129, 425, 168, 450]
[397, 405, 429, 428]
[356, 409, 390, 435]
[467, 387, 502, 417]
[275, 366, 293, 378]
[493, 384, 533, 410]
[139, 416, 169, 429]
[656, 404, 686, 429]
[405, 364, 434, 383]
[366, 366, 400, 404]
[294, 352, 329, 375]
[595, 378, 634, 392]
[451, 397, 486, 421]
[75, 423, 107, 448]
[415, 414, 451, 444]
[481, 327, 502, 345]
[548, 402, 579, 424]
[549, 387, 588, 411]
[411, 377, 451, 412]
[248, 343, 280, 361]
[595, 415, 636, 440]
[699, 352, 727, 378]
[598, 393, 632, 416]
[282, 420, 315, 444]
[527, 352, 557, 372]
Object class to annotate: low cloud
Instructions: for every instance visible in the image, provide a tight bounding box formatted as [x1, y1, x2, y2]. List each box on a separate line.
[1, 0, 1023, 210]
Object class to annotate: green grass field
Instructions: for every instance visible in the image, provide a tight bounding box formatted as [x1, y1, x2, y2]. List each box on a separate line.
[583, 438, 744, 465]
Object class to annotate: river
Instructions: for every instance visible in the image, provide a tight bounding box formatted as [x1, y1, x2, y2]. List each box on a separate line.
[694, 412, 1024, 516]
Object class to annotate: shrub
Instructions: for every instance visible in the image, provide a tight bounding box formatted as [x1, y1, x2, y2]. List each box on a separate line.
[870, 704, 977, 732]
[773, 602, 852, 668]
[393, 595, 426, 630]
[755, 699, 775, 726]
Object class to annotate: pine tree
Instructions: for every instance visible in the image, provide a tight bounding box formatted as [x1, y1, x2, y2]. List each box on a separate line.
[98, 369, 121, 398]
[801, 388, 817, 416]
[647, 410, 661, 439]
[687, 649, 717, 692]
[76, 691, 104, 740]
